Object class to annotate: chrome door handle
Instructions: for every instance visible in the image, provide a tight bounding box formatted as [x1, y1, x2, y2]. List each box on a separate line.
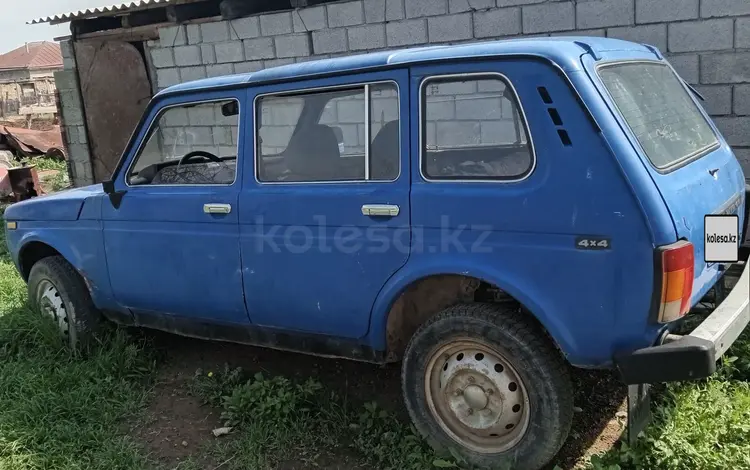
[361, 204, 399, 217]
[203, 203, 232, 214]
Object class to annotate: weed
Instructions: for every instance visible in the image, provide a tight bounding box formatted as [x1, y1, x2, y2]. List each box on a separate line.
[20, 156, 67, 173]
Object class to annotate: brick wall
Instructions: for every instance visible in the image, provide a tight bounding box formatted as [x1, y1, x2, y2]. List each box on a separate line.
[57, 0, 750, 185]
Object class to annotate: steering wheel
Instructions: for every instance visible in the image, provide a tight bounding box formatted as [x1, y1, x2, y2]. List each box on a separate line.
[178, 150, 222, 166]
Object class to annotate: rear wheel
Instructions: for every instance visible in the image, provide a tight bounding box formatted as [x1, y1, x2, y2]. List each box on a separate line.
[402, 303, 573, 470]
[28, 256, 101, 350]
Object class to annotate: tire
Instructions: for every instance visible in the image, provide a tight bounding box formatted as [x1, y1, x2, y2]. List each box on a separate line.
[402, 303, 573, 470]
[28, 256, 101, 350]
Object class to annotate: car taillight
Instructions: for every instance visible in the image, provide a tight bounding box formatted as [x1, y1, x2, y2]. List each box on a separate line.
[656, 240, 694, 323]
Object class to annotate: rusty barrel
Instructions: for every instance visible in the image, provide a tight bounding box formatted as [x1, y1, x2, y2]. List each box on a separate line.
[7, 165, 44, 201]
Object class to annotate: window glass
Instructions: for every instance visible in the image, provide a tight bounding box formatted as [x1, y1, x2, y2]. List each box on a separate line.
[127, 99, 239, 185]
[257, 82, 399, 182]
[422, 76, 533, 180]
[598, 62, 718, 169]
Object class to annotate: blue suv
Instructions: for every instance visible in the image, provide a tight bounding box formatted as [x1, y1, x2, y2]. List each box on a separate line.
[4, 38, 749, 470]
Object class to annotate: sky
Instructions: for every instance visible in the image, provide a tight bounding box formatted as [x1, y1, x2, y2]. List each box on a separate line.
[0, 0, 106, 54]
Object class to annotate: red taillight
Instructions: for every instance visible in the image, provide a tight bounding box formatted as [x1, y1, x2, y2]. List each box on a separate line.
[656, 240, 694, 323]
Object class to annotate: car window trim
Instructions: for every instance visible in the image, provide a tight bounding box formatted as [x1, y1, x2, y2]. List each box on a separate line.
[419, 72, 536, 183]
[253, 79, 401, 185]
[124, 97, 242, 188]
[594, 59, 721, 175]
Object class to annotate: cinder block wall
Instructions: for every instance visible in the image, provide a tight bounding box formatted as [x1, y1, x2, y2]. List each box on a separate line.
[60, 0, 750, 186]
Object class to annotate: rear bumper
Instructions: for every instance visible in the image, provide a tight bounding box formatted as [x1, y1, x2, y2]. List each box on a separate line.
[616, 259, 750, 384]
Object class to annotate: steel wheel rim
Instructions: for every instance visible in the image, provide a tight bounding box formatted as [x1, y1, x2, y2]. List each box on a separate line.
[425, 338, 530, 454]
[36, 279, 70, 336]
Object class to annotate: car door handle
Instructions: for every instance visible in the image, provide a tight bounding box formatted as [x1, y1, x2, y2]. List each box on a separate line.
[361, 204, 400, 217]
[203, 203, 232, 214]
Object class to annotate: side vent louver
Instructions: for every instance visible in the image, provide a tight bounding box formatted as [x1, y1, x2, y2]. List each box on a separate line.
[537, 87, 572, 147]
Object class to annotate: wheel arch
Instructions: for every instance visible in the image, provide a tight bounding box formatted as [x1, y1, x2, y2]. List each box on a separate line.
[17, 232, 83, 281]
[367, 263, 578, 363]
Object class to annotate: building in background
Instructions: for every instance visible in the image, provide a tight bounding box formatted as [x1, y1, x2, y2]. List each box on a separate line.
[0, 41, 62, 119]
[28, 0, 750, 187]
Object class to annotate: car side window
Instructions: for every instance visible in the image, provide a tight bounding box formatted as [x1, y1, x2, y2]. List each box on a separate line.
[256, 82, 400, 183]
[421, 75, 533, 180]
[127, 99, 240, 186]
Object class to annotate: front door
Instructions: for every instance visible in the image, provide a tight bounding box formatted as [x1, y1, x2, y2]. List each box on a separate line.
[239, 69, 411, 338]
[102, 90, 248, 324]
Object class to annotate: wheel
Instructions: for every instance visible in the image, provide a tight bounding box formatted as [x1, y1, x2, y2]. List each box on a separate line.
[402, 303, 573, 470]
[28, 256, 101, 349]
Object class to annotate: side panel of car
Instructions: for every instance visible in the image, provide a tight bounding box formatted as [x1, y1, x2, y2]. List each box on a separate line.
[366, 59, 659, 367]
[100, 89, 249, 324]
[238, 69, 411, 339]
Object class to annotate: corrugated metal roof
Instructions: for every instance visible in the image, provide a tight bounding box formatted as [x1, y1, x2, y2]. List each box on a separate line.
[0, 42, 63, 71]
[28, 0, 180, 25]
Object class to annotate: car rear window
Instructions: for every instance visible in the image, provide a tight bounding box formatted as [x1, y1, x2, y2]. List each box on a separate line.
[598, 61, 719, 170]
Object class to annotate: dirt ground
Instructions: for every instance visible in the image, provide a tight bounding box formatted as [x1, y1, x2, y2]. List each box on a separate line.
[130, 332, 626, 470]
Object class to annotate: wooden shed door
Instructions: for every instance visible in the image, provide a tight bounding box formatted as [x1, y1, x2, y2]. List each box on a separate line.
[75, 41, 152, 182]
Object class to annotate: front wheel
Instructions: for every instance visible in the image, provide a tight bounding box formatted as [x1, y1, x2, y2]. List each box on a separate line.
[402, 303, 573, 470]
[28, 256, 102, 350]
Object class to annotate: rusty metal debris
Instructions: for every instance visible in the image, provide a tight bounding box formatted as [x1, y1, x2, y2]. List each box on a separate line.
[7, 164, 45, 201]
[0, 126, 65, 159]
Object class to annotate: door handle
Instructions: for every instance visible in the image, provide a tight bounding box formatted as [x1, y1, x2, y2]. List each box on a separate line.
[203, 203, 232, 214]
[361, 204, 400, 217]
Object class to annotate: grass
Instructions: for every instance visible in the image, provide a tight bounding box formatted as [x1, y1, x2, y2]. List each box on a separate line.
[18, 156, 71, 192]
[0, 207, 157, 470]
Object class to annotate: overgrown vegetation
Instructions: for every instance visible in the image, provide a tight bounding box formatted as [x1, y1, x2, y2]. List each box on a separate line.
[190, 365, 454, 469]
[19, 156, 71, 192]
[0, 212, 156, 470]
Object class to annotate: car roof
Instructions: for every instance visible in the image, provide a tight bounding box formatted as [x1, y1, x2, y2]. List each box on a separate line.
[157, 36, 656, 97]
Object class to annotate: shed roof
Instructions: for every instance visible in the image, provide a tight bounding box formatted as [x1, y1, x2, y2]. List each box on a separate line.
[28, 0, 197, 25]
[0, 42, 63, 71]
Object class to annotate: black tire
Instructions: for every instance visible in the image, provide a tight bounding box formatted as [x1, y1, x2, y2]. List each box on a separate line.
[28, 255, 101, 350]
[402, 303, 573, 470]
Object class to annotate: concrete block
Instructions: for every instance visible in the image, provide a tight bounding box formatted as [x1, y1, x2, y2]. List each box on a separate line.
[60, 40, 73, 59]
[232, 16, 261, 39]
[348, 24, 386, 50]
[387, 18, 428, 46]
[607, 23, 667, 51]
[244, 37, 276, 60]
[737, 17, 750, 48]
[201, 44, 216, 64]
[577, 0, 634, 29]
[668, 19, 733, 52]
[328, 1, 364, 28]
[701, 0, 750, 18]
[235, 61, 265, 74]
[181, 66, 208, 82]
[635, 0, 698, 24]
[62, 56, 75, 70]
[174, 45, 202, 66]
[150, 48, 175, 68]
[550, 28, 605, 37]
[201, 21, 230, 43]
[428, 13, 473, 42]
[474, 7, 521, 38]
[209, 63, 235, 78]
[364, 0, 405, 23]
[449, 0, 494, 13]
[313, 28, 348, 53]
[734, 148, 750, 175]
[522, 2, 574, 34]
[702, 52, 750, 84]
[264, 58, 296, 68]
[294, 5, 328, 31]
[157, 68, 181, 88]
[261, 11, 293, 36]
[215, 42, 246, 63]
[666, 53, 699, 83]
[159, 25, 186, 47]
[714, 117, 750, 146]
[497, 0, 545, 5]
[187, 24, 202, 44]
[692, 85, 732, 115]
[733, 84, 750, 115]
[275, 34, 312, 58]
[406, 0, 448, 18]
[54, 70, 77, 92]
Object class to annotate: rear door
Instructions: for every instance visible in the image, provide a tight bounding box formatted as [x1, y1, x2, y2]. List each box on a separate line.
[584, 54, 746, 300]
[239, 69, 411, 338]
